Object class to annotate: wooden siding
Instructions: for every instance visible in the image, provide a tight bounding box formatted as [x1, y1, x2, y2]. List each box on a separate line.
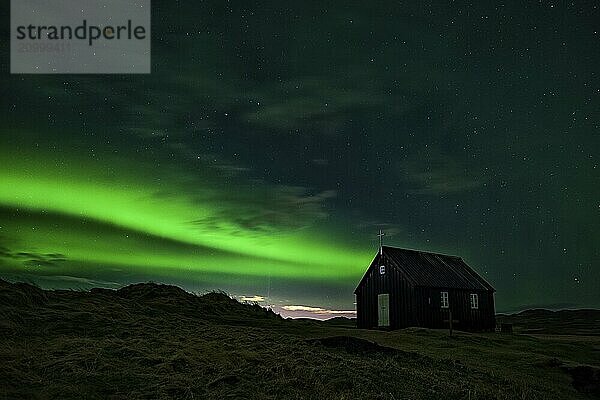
[356, 253, 415, 329]
[412, 288, 495, 331]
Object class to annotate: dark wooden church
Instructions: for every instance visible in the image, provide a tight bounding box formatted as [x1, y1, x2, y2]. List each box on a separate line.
[355, 245, 496, 331]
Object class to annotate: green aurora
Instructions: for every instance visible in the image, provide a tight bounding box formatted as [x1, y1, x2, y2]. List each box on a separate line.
[0, 143, 366, 278]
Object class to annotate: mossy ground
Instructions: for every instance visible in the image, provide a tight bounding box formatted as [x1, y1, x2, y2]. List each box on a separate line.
[0, 280, 598, 400]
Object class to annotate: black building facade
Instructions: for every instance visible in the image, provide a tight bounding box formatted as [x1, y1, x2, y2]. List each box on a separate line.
[355, 246, 496, 331]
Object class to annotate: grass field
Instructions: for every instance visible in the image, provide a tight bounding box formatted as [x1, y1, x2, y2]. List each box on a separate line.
[1, 280, 598, 399]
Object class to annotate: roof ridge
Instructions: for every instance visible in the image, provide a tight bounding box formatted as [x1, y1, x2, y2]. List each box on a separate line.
[382, 245, 461, 259]
[453, 258, 496, 292]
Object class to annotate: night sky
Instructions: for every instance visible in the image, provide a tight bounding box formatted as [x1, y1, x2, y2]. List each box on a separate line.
[1, 1, 598, 317]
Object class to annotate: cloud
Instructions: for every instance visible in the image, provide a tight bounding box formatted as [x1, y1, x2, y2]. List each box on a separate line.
[190, 187, 337, 235]
[167, 146, 251, 179]
[0, 246, 11, 258]
[0, 245, 67, 268]
[36, 275, 121, 287]
[282, 305, 324, 312]
[0, 273, 121, 289]
[240, 295, 265, 302]
[242, 75, 388, 133]
[399, 150, 488, 195]
[130, 137, 338, 236]
[279, 305, 356, 319]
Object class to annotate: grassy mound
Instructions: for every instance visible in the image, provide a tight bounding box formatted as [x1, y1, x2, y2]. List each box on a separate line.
[0, 279, 598, 399]
[497, 309, 600, 335]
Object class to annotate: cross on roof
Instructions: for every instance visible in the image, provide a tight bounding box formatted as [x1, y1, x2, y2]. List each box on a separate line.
[377, 229, 385, 254]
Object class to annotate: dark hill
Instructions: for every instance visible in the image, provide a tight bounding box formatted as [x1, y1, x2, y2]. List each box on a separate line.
[116, 282, 192, 299]
[497, 309, 600, 335]
[0, 279, 48, 307]
[0, 280, 281, 339]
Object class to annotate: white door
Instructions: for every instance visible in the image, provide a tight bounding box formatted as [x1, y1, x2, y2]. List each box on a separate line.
[378, 294, 390, 327]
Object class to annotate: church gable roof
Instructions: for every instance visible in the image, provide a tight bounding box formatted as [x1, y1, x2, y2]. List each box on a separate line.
[355, 246, 495, 292]
[383, 246, 494, 291]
